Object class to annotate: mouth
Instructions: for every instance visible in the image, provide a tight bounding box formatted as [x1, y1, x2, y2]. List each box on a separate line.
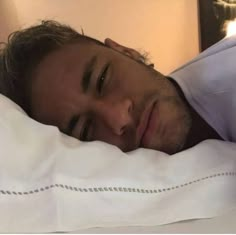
[137, 100, 158, 147]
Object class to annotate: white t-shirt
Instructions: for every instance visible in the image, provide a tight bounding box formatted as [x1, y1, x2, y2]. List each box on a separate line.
[170, 35, 236, 142]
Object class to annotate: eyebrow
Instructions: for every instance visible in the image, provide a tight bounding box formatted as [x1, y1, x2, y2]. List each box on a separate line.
[82, 55, 98, 93]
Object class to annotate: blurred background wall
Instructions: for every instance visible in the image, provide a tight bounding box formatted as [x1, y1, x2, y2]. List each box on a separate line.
[0, 0, 199, 74]
[0, 0, 19, 41]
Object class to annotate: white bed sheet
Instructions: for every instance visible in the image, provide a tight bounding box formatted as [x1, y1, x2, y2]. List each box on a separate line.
[1, 94, 236, 233]
[74, 208, 236, 233]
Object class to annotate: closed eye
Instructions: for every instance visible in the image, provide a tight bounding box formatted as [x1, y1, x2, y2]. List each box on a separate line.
[80, 118, 92, 141]
[67, 115, 79, 135]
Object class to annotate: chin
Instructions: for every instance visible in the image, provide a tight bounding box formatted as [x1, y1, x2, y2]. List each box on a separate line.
[147, 132, 188, 154]
[160, 143, 185, 154]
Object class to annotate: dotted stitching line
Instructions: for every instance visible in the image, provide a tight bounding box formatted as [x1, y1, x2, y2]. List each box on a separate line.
[0, 172, 235, 196]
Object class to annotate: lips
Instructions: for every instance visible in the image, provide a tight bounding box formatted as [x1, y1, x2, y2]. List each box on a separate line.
[136, 101, 157, 147]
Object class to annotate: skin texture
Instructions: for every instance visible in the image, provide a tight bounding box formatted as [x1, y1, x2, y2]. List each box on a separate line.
[30, 38, 193, 154]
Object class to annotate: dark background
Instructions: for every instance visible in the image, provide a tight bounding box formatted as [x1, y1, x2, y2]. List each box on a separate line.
[198, 0, 225, 51]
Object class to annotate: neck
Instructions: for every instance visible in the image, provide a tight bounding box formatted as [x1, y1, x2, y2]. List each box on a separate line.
[167, 77, 223, 150]
[182, 105, 223, 150]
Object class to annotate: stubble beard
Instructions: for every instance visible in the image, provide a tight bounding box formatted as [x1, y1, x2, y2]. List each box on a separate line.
[159, 96, 192, 154]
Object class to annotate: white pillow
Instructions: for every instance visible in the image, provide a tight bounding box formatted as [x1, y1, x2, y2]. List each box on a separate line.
[0, 94, 236, 233]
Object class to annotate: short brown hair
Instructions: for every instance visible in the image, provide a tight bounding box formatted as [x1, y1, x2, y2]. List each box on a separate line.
[0, 20, 104, 113]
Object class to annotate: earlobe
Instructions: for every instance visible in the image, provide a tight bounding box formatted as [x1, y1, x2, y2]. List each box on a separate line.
[104, 38, 130, 56]
[104, 38, 120, 49]
[104, 38, 143, 61]
[104, 38, 155, 68]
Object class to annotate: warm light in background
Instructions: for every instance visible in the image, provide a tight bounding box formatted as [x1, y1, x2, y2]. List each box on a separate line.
[226, 19, 236, 37]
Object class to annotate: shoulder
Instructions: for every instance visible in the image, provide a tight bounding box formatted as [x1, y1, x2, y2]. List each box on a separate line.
[170, 35, 236, 75]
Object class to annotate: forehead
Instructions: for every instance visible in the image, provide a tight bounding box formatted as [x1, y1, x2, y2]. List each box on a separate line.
[30, 42, 104, 124]
[34, 42, 102, 80]
[36, 40, 110, 74]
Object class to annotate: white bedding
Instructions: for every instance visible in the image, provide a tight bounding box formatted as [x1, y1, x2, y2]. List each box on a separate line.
[0, 94, 236, 233]
[74, 209, 236, 233]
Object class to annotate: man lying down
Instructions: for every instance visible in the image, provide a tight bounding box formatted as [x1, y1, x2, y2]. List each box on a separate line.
[0, 20, 235, 154]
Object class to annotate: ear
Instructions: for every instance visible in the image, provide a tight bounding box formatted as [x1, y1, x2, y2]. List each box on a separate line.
[104, 38, 144, 62]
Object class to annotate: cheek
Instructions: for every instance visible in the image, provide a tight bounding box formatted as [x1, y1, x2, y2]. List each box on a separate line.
[111, 71, 145, 98]
[111, 59, 144, 90]
[158, 97, 191, 140]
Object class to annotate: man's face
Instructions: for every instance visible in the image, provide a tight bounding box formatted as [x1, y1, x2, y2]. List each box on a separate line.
[30, 40, 191, 154]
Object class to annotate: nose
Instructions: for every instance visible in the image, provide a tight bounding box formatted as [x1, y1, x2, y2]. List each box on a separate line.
[94, 98, 133, 135]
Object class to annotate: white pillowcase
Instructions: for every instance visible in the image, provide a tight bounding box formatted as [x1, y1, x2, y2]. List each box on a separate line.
[0, 94, 236, 233]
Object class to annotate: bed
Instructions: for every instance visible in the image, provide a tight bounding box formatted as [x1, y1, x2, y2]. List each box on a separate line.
[0, 94, 236, 233]
[1, 1, 236, 233]
[75, 209, 236, 233]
